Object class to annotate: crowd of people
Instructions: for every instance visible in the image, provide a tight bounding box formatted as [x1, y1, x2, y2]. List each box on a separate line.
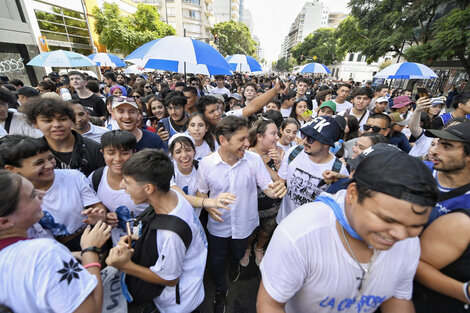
[0, 69, 469, 313]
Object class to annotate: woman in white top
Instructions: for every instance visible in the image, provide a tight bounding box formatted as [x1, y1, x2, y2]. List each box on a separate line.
[277, 118, 299, 153]
[0, 170, 111, 313]
[187, 112, 217, 160]
[289, 97, 310, 127]
[169, 133, 235, 217]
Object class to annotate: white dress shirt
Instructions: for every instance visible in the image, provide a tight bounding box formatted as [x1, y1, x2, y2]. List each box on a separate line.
[197, 150, 272, 239]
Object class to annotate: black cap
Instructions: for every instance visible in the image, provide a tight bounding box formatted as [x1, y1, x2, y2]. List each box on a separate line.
[49, 71, 60, 79]
[17, 86, 39, 97]
[425, 121, 470, 144]
[333, 115, 346, 132]
[352, 143, 438, 207]
[300, 116, 341, 147]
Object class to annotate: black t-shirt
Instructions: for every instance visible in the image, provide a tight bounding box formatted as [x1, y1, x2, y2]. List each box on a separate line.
[72, 93, 107, 117]
[135, 129, 167, 152]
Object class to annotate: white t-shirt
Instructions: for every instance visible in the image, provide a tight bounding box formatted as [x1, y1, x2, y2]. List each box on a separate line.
[333, 100, 353, 113]
[0, 112, 43, 137]
[150, 191, 208, 313]
[277, 141, 297, 153]
[0, 238, 97, 312]
[277, 147, 349, 223]
[82, 122, 109, 143]
[280, 107, 293, 119]
[170, 162, 200, 216]
[197, 150, 273, 239]
[261, 190, 420, 313]
[195, 140, 214, 160]
[338, 108, 370, 131]
[210, 87, 231, 97]
[39, 169, 100, 237]
[225, 108, 243, 117]
[89, 166, 148, 245]
[0, 126, 7, 138]
[409, 132, 433, 158]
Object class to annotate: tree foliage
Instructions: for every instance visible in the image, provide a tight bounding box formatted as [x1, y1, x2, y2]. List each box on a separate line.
[93, 3, 175, 55]
[273, 56, 297, 72]
[290, 28, 343, 65]
[334, 0, 470, 75]
[211, 20, 257, 57]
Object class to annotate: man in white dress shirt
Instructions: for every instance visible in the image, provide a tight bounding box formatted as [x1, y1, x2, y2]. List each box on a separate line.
[197, 115, 287, 313]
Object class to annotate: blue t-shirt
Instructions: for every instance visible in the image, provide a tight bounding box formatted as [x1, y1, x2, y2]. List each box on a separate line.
[424, 161, 470, 224]
[135, 129, 167, 152]
[388, 132, 412, 153]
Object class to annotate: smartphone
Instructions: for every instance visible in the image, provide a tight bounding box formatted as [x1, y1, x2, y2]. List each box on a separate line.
[156, 121, 164, 131]
[417, 87, 429, 98]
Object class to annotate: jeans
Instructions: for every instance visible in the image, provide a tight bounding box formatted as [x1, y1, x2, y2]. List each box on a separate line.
[207, 233, 249, 292]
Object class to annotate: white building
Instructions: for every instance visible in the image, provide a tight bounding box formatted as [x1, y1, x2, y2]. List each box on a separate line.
[329, 52, 393, 82]
[132, 0, 214, 42]
[212, 0, 240, 23]
[280, 0, 329, 59]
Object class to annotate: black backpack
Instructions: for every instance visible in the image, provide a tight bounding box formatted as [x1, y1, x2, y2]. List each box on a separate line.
[125, 206, 192, 305]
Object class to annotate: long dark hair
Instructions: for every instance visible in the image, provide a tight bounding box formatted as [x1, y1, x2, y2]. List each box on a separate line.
[344, 115, 360, 141]
[187, 112, 215, 152]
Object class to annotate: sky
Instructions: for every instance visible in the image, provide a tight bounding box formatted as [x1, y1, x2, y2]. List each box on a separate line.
[243, 0, 349, 63]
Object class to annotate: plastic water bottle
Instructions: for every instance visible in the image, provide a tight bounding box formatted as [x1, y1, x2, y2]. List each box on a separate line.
[330, 139, 343, 154]
[60, 88, 72, 101]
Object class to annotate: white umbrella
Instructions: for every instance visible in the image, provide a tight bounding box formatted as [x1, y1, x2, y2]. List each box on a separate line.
[27, 50, 95, 67]
[125, 36, 232, 75]
[374, 62, 438, 79]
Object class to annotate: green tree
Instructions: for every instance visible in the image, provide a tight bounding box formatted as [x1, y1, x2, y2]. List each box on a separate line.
[273, 56, 297, 72]
[290, 28, 343, 65]
[93, 3, 175, 55]
[211, 20, 257, 57]
[336, 0, 470, 75]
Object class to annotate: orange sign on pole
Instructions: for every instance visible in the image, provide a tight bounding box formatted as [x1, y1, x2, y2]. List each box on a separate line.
[38, 36, 49, 52]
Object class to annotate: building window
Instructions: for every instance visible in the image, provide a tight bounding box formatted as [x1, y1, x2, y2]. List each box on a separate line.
[167, 7, 175, 16]
[356, 54, 363, 62]
[182, 0, 200, 5]
[34, 6, 91, 53]
[348, 53, 355, 61]
[184, 23, 201, 33]
[183, 9, 201, 19]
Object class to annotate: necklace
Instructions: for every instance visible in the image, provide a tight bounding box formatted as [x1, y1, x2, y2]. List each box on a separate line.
[170, 118, 187, 133]
[340, 225, 379, 291]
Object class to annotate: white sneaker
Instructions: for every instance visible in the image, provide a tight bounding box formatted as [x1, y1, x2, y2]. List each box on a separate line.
[239, 247, 251, 267]
[254, 245, 265, 266]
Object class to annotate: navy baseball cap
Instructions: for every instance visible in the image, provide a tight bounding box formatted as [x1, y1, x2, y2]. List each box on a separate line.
[300, 116, 341, 147]
[352, 143, 438, 207]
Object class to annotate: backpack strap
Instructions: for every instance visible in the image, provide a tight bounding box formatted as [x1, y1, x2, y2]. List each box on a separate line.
[150, 214, 192, 250]
[438, 182, 470, 203]
[91, 166, 105, 192]
[288, 145, 304, 164]
[193, 159, 199, 170]
[4, 112, 14, 133]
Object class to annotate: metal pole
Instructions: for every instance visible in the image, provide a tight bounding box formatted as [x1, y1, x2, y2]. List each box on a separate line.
[80, 0, 101, 80]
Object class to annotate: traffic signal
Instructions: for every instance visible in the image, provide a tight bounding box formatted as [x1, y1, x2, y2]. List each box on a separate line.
[301, 54, 304, 61]
[214, 33, 218, 43]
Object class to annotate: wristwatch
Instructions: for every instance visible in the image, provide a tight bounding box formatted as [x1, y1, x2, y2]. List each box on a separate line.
[81, 246, 103, 256]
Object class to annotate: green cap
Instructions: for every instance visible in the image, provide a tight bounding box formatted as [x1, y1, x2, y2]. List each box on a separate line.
[319, 100, 336, 114]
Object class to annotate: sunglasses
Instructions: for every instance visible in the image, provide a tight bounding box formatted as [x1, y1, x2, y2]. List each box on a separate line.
[132, 95, 141, 99]
[113, 96, 137, 103]
[363, 124, 386, 132]
[144, 85, 151, 88]
[300, 132, 315, 144]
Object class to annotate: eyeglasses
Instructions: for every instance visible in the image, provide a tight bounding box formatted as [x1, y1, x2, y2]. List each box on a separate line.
[191, 82, 199, 87]
[144, 85, 151, 89]
[363, 124, 387, 132]
[132, 95, 141, 99]
[167, 104, 183, 111]
[300, 132, 315, 144]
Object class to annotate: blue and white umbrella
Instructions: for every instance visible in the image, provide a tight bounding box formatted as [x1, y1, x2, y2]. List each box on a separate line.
[88, 53, 126, 67]
[297, 62, 331, 74]
[225, 54, 262, 73]
[374, 62, 438, 79]
[27, 50, 95, 67]
[125, 36, 232, 75]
